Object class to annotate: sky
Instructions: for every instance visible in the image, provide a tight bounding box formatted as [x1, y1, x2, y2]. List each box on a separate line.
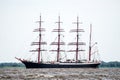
[0, 0, 120, 62]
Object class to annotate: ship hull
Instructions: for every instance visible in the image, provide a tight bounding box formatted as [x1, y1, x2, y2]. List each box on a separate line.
[21, 61, 100, 68]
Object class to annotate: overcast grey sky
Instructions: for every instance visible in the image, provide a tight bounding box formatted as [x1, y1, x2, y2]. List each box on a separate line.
[0, 0, 120, 62]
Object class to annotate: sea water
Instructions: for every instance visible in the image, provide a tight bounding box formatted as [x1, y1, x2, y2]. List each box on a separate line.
[0, 68, 120, 80]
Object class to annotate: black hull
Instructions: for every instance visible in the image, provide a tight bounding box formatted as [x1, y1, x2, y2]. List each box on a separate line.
[21, 61, 100, 68]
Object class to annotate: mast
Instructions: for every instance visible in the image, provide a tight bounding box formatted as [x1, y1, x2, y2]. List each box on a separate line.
[57, 16, 61, 62]
[76, 16, 79, 62]
[30, 15, 47, 63]
[89, 24, 92, 61]
[50, 16, 65, 62]
[68, 16, 85, 62]
[38, 15, 42, 63]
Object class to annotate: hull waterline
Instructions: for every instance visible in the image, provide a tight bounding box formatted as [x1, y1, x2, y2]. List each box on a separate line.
[21, 61, 100, 68]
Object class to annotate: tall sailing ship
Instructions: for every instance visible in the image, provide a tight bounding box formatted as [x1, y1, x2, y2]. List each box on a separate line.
[16, 15, 101, 68]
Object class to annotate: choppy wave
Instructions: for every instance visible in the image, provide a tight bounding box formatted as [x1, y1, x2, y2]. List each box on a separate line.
[0, 68, 120, 80]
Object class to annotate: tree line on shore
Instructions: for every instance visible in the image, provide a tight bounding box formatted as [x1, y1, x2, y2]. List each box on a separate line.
[0, 61, 120, 68]
[0, 63, 25, 68]
[99, 61, 120, 68]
